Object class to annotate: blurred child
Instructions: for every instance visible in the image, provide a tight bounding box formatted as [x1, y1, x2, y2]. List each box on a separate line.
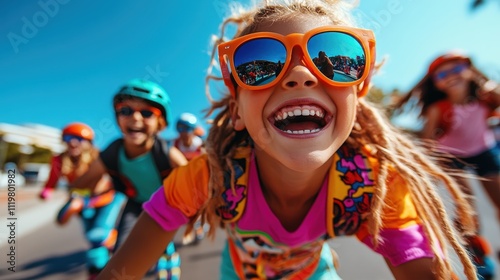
[173, 112, 209, 245]
[39, 123, 126, 279]
[70, 79, 187, 280]
[174, 112, 205, 161]
[394, 51, 500, 279]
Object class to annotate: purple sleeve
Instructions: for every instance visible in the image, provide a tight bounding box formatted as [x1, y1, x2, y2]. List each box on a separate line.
[361, 224, 437, 266]
[143, 187, 189, 232]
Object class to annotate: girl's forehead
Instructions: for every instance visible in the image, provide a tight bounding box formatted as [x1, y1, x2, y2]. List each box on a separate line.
[253, 15, 332, 35]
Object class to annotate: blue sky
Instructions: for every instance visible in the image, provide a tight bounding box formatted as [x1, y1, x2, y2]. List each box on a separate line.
[1, 0, 500, 148]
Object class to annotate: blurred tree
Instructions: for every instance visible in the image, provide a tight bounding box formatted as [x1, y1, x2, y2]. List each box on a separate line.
[365, 86, 405, 116]
[366, 86, 385, 105]
[3, 142, 52, 169]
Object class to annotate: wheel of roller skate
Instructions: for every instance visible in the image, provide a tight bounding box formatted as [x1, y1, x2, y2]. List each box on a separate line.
[157, 269, 168, 280]
[157, 255, 168, 280]
[169, 266, 181, 280]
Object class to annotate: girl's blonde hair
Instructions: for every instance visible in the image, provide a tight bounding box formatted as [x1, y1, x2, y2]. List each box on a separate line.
[202, 1, 477, 278]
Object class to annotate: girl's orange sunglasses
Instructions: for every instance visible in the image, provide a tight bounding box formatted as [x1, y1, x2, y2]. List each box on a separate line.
[218, 26, 376, 97]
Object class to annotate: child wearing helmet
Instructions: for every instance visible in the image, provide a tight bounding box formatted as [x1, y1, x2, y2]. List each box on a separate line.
[393, 51, 500, 279]
[174, 112, 208, 245]
[70, 79, 188, 280]
[39, 122, 127, 279]
[174, 112, 205, 161]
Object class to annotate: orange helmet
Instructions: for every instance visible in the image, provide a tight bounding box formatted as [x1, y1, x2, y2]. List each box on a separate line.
[62, 123, 94, 141]
[428, 52, 471, 75]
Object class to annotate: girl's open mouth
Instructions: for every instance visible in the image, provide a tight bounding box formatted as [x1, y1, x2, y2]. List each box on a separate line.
[271, 104, 331, 135]
[126, 127, 146, 135]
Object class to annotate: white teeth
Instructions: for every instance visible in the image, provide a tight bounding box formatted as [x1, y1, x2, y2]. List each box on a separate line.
[274, 107, 325, 121]
[273, 106, 326, 134]
[283, 128, 321, 135]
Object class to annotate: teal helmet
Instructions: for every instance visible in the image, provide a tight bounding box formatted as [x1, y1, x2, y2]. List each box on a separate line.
[113, 78, 172, 125]
[176, 113, 198, 133]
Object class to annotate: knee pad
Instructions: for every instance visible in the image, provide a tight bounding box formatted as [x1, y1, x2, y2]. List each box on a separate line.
[87, 228, 109, 247]
[87, 228, 117, 251]
[56, 197, 84, 225]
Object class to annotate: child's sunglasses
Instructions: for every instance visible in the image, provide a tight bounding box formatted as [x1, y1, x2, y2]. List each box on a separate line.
[433, 64, 468, 81]
[177, 123, 195, 133]
[62, 134, 85, 143]
[218, 26, 376, 97]
[115, 103, 162, 119]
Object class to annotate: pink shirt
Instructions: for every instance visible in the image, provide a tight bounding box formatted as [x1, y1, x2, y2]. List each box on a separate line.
[438, 102, 495, 157]
[143, 153, 434, 275]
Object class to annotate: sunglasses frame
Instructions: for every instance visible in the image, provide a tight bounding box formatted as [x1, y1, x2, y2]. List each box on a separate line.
[218, 25, 376, 97]
[115, 103, 162, 119]
[433, 63, 468, 82]
[62, 134, 85, 143]
[177, 123, 195, 133]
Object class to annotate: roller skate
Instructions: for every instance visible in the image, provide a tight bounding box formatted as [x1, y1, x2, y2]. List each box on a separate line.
[466, 235, 495, 280]
[157, 242, 181, 280]
[182, 218, 209, 246]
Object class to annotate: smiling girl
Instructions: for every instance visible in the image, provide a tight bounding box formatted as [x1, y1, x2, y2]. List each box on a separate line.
[97, 1, 478, 279]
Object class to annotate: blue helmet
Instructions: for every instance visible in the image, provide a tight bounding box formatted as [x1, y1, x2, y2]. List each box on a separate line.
[176, 113, 198, 133]
[113, 79, 172, 124]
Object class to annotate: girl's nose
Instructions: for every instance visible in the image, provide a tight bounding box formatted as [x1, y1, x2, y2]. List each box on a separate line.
[68, 138, 80, 146]
[132, 110, 144, 120]
[280, 46, 318, 89]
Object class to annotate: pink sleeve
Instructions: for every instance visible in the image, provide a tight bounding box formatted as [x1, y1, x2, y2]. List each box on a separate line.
[361, 224, 436, 266]
[143, 187, 189, 232]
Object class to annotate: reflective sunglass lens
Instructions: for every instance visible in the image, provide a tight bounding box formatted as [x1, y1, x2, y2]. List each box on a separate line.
[452, 65, 466, 74]
[233, 38, 286, 86]
[177, 124, 193, 132]
[435, 64, 467, 81]
[63, 135, 84, 143]
[307, 32, 366, 82]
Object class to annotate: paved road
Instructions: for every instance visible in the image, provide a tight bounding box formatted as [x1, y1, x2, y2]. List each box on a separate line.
[0, 179, 499, 280]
